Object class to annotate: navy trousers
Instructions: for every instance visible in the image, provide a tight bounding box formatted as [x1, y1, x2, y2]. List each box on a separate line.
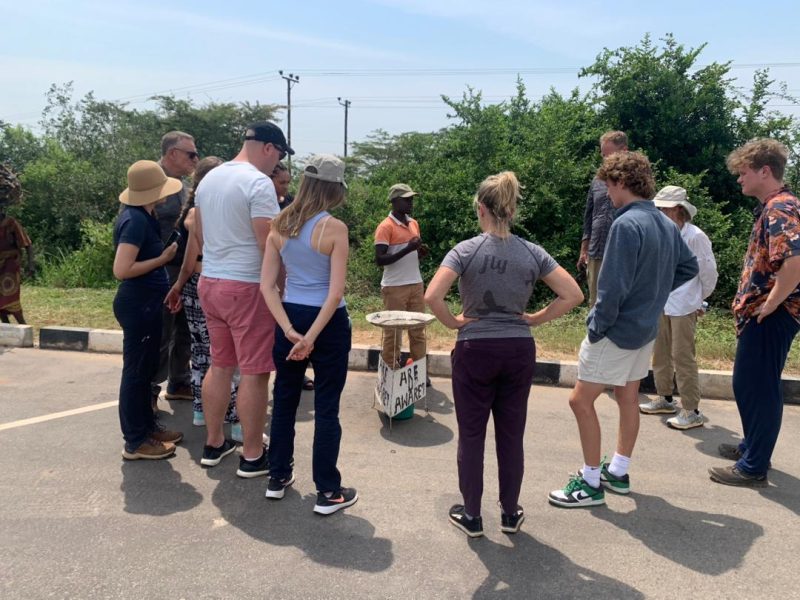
[113, 285, 163, 451]
[733, 306, 799, 476]
[269, 304, 351, 493]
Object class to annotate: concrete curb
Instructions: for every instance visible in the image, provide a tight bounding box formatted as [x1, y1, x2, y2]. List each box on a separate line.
[5, 324, 800, 404]
[0, 323, 33, 347]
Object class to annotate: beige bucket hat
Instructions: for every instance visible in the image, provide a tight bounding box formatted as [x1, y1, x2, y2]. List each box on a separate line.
[119, 160, 183, 206]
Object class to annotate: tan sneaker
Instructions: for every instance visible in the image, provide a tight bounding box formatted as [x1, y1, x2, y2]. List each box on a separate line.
[151, 429, 183, 444]
[122, 439, 176, 460]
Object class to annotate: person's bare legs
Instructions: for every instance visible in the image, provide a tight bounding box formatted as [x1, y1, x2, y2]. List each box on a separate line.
[203, 365, 235, 448]
[236, 373, 270, 459]
[614, 380, 642, 457]
[568, 380, 608, 466]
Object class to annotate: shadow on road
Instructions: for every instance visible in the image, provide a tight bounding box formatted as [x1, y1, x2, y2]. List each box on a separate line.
[210, 469, 394, 573]
[592, 492, 762, 574]
[120, 459, 202, 516]
[377, 409, 454, 447]
[469, 532, 644, 599]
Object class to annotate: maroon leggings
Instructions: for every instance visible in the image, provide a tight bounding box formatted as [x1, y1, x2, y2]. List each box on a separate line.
[452, 337, 536, 516]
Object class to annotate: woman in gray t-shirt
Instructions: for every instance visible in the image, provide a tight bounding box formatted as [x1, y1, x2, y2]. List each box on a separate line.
[425, 171, 583, 537]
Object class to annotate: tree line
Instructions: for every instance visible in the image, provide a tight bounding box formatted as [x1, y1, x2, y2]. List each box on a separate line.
[2, 35, 799, 307]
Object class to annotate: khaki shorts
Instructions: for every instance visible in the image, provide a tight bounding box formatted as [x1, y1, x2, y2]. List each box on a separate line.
[577, 336, 654, 387]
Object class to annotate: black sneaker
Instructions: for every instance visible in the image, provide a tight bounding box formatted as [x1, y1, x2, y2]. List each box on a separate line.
[265, 474, 296, 500]
[200, 439, 236, 467]
[236, 448, 269, 478]
[313, 487, 358, 515]
[500, 506, 525, 534]
[448, 504, 483, 538]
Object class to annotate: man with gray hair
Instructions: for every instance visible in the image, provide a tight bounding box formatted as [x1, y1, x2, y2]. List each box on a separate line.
[151, 131, 199, 405]
[577, 131, 628, 307]
[640, 186, 718, 429]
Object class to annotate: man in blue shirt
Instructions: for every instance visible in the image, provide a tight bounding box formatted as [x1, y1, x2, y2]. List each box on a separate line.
[549, 151, 698, 508]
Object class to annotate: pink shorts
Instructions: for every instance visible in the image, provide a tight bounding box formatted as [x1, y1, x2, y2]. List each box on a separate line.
[198, 276, 276, 375]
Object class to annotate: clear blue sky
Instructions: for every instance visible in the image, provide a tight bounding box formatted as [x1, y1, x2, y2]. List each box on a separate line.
[2, 0, 799, 157]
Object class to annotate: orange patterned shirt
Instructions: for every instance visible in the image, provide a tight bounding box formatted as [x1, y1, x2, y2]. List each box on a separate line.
[732, 188, 800, 334]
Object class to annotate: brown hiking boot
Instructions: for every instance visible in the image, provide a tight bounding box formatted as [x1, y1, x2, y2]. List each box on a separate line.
[122, 439, 176, 460]
[151, 428, 183, 444]
[165, 384, 193, 400]
[708, 465, 768, 488]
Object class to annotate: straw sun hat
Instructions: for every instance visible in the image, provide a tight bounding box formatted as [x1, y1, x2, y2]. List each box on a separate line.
[119, 160, 182, 206]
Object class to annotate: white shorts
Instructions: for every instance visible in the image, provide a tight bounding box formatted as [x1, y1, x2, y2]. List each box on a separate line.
[577, 336, 654, 387]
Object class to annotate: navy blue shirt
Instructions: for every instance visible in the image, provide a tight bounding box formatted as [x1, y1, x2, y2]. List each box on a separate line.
[113, 206, 170, 292]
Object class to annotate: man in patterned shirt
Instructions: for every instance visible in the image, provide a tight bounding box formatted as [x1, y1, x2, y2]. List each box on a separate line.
[578, 131, 628, 306]
[709, 138, 800, 487]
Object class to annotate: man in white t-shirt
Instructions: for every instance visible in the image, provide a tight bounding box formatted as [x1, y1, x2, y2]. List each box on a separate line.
[640, 186, 718, 429]
[374, 184, 429, 373]
[194, 121, 293, 477]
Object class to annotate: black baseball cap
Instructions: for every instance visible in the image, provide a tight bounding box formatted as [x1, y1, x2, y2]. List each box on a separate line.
[244, 121, 295, 156]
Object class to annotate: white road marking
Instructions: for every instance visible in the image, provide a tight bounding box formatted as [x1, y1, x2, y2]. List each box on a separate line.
[0, 400, 118, 431]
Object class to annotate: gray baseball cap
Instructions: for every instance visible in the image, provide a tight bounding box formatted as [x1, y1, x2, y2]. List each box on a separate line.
[303, 154, 347, 188]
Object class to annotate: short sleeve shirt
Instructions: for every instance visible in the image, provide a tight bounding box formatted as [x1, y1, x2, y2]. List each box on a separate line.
[196, 161, 280, 283]
[374, 214, 423, 287]
[113, 205, 169, 291]
[441, 233, 558, 341]
[732, 188, 800, 334]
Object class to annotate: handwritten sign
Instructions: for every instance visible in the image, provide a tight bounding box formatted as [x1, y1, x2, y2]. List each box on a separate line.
[375, 355, 427, 417]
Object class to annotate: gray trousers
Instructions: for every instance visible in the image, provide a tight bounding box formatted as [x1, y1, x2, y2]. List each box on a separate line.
[153, 265, 191, 389]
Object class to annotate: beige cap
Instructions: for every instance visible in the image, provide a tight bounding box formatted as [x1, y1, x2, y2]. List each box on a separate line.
[388, 183, 417, 202]
[119, 160, 183, 206]
[303, 154, 347, 188]
[653, 185, 697, 219]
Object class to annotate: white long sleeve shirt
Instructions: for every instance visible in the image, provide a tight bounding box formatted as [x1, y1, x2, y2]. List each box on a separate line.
[664, 222, 718, 316]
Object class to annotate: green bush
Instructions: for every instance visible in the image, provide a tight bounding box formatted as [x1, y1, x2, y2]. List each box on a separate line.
[37, 219, 116, 288]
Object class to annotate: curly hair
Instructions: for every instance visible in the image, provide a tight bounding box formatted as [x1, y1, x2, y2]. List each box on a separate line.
[596, 151, 655, 200]
[726, 138, 788, 181]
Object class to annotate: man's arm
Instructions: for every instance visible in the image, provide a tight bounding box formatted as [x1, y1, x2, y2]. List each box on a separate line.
[578, 185, 594, 268]
[758, 255, 800, 322]
[375, 238, 421, 266]
[252, 217, 272, 254]
[671, 236, 699, 291]
[693, 232, 718, 299]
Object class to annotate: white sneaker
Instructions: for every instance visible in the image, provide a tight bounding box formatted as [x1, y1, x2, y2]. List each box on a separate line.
[639, 396, 677, 414]
[667, 409, 705, 430]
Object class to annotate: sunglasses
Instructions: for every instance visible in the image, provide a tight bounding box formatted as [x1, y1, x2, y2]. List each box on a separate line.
[175, 148, 199, 160]
[270, 144, 287, 160]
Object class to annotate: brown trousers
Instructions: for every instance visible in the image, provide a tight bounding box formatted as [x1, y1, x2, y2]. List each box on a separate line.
[652, 312, 700, 411]
[380, 282, 426, 366]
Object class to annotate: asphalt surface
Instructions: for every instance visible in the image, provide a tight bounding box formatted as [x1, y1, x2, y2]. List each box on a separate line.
[1, 346, 799, 599]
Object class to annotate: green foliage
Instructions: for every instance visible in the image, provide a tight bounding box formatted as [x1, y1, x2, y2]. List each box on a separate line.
[37, 220, 116, 288]
[2, 82, 280, 258]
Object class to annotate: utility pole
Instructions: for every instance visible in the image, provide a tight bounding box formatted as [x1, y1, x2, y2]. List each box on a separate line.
[337, 97, 351, 157]
[279, 70, 300, 172]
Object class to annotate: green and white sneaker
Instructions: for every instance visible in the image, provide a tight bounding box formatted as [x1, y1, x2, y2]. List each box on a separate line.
[549, 475, 605, 508]
[600, 463, 630, 495]
[639, 396, 677, 414]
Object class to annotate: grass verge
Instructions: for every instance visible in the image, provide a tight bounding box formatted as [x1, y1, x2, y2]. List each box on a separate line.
[17, 285, 800, 375]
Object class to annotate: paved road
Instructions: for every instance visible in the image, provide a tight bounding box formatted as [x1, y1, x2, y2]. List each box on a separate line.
[1, 346, 799, 599]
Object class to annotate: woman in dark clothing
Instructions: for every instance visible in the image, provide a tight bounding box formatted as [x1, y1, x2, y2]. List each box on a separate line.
[113, 160, 184, 460]
[425, 171, 583, 537]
